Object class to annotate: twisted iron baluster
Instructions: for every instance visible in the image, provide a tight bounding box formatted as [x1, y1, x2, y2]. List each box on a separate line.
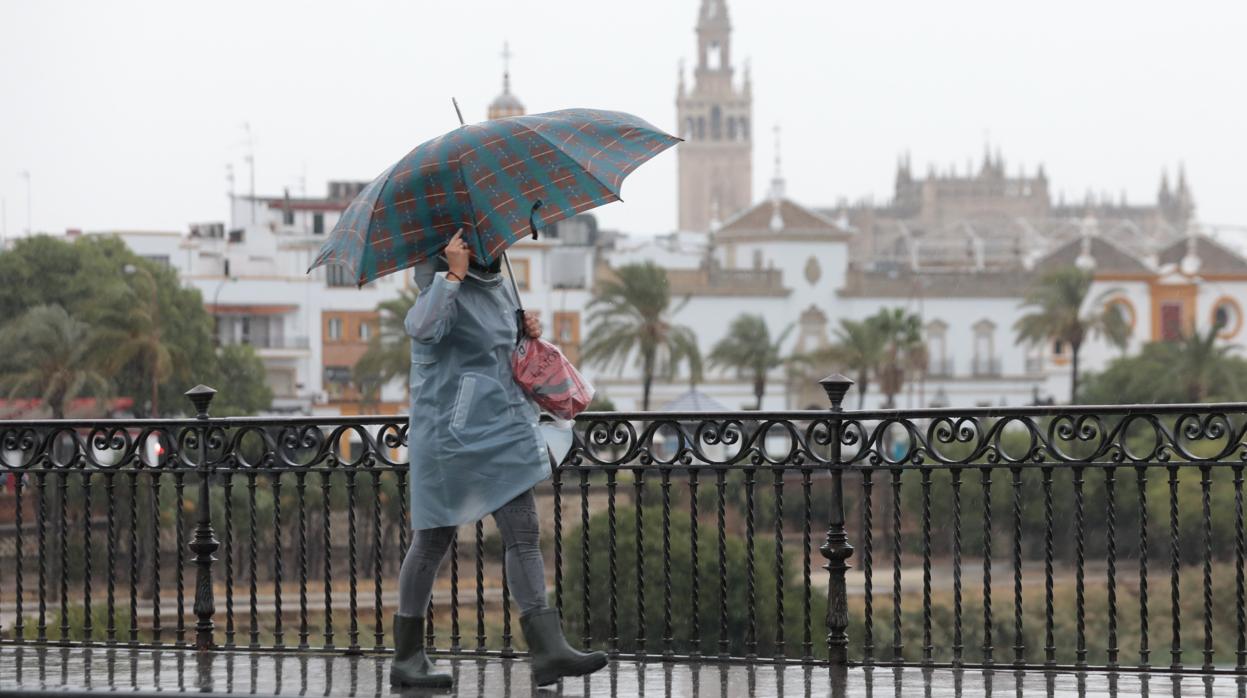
[662, 467, 674, 658]
[891, 465, 902, 662]
[105, 472, 115, 643]
[223, 471, 235, 648]
[58, 470, 69, 641]
[346, 470, 359, 653]
[13, 473, 24, 643]
[773, 464, 785, 660]
[635, 468, 647, 654]
[247, 471, 259, 647]
[1201, 464, 1214, 671]
[1236, 465, 1246, 671]
[371, 470, 383, 651]
[607, 468, 619, 654]
[745, 464, 757, 659]
[150, 472, 163, 644]
[922, 467, 933, 665]
[1012, 465, 1023, 666]
[1169, 464, 1181, 671]
[450, 530, 461, 651]
[690, 468, 702, 660]
[501, 557, 513, 656]
[321, 471, 334, 650]
[125, 469, 143, 648]
[552, 465, 563, 622]
[82, 470, 93, 643]
[1137, 465, 1150, 667]
[981, 466, 993, 665]
[174, 471, 186, 645]
[800, 467, 812, 661]
[717, 467, 728, 658]
[1106, 466, 1119, 668]
[296, 472, 309, 649]
[1074, 465, 1086, 667]
[1042, 466, 1055, 667]
[36, 471, 47, 643]
[951, 467, 963, 666]
[272, 471, 284, 648]
[862, 468, 874, 665]
[577, 468, 590, 650]
[476, 519, 486, 652]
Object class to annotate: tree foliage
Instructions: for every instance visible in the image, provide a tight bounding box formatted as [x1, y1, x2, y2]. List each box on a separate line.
[581, 262, 700, 410]
[708, 313, 792, 409]
[0, 235, 268, 416]
[1081, 328, 1247, 405]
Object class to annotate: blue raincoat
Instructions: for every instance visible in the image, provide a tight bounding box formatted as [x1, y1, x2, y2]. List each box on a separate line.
[405, 261, 550, 530]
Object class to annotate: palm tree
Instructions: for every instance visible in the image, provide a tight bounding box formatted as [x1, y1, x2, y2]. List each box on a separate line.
[1014, 268, 1129, 404]
[0, 305, 110, 418]
[581, 262, 700, 411]
[90, 267, 176, 416]
[708, 313, 792, 409]
[817, 318, 886, 409]
[1172, 324, 1239, 402]
[871, 308, 924, 409]
[354, 286, 421, 399]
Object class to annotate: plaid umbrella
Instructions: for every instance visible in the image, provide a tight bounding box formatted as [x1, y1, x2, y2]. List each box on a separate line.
[308, 108, 680, 286]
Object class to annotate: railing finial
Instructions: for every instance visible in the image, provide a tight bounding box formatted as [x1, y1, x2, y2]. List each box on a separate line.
[819, 373, 854, 411]
[184, 384, 217, 420]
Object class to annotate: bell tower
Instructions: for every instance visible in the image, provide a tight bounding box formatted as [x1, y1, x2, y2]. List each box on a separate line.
[677, 0, 752, 232]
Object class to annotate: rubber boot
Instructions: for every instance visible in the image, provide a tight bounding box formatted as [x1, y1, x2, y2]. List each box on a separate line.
[389, 613, 453, 688]
[521, 607, 608, 687]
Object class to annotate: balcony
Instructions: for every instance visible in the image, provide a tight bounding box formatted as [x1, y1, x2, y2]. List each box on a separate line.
[971, 355, 1002, 377]
[2, 381, 1246, 696]
[926, 356, 955, 377]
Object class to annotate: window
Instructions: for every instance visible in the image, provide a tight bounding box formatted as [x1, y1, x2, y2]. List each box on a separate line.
[972, 319, 998, 376]
[313, 213, 325, 234]
[926, 320, 950, 376]
[324, 366, 352, 399]
[710, 106, 722, 141]
[707, 40, 722, 70]
[696, 117, 705, 140]
[327, 317, 343, 341]
[228, 229, 244, 243]
[283, 208, 294, 226]
[507, 258, 531, 291]
[1160, 302, 1183, 342]
[752, 249, 764, 270]
[1212, 297, 1242, 339]
[327, 265, 353, 287]
[360, 321, 373, 341]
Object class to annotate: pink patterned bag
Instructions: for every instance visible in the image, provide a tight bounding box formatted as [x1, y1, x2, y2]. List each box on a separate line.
[511, 336, 595, 420]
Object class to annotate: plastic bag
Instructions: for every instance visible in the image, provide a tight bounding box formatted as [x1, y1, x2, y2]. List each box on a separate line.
[511, 337, 595, 420]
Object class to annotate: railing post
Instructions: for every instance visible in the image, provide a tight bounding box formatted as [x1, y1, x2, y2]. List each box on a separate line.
[185, 384, 219, 652]
[819, 373, 855, 666]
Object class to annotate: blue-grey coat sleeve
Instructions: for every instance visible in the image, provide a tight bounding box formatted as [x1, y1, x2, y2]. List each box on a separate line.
[405, 274, 460, 344]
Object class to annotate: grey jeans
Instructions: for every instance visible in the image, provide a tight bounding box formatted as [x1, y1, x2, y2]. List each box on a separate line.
[398, 488, 547, 616]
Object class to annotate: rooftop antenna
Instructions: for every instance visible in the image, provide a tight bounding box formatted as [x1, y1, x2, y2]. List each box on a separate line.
[19, 170, 31, 236]
[241, 122, 256, 223]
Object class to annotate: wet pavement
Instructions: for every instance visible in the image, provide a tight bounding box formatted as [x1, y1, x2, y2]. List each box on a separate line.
[1, 646, 1245, 697]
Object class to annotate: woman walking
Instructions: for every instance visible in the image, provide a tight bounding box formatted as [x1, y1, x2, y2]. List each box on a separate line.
[390, 230, 607, 689]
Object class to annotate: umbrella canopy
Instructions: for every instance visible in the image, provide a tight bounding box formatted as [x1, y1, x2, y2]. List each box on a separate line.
[309, 108, 680, 286]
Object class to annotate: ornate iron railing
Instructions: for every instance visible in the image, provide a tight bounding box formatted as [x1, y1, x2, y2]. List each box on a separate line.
[1, 377, 1246, 675]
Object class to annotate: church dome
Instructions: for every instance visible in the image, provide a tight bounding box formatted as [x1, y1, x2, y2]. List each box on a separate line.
[488, 83, 524, 119]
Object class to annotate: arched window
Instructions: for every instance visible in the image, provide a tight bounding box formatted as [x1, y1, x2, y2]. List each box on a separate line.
[738, 117, 749, 140]
[727, 117, 737, 140]
[696, 116, 705, 140]
[684, 117, 694, 139]
[710, 106, 722, 141]
[707, 40, 722, 70]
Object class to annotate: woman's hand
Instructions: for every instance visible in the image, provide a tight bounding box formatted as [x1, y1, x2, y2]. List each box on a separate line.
[523, 310, 542, 339]
[445, 229, 469, 281]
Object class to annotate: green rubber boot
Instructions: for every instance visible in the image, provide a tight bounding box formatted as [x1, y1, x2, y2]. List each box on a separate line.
[521, 607, 608, 687]
[389, 614, 452, 689]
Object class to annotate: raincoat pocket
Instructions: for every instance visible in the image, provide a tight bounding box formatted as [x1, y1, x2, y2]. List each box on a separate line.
[409, 346, 437, 388]
[449, 372, 515, 446]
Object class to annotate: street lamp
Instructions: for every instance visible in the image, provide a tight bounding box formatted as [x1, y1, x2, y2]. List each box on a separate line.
[124, 263, 161, 417]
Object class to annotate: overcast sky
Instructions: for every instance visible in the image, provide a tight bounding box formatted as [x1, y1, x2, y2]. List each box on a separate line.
[1, 0, 1244, 240]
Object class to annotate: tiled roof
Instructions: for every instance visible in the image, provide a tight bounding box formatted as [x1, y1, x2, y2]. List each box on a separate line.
[718, 198, 850, 238]
[1034, 237, 1153, 275]
[1158, 235, 1247, 275]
